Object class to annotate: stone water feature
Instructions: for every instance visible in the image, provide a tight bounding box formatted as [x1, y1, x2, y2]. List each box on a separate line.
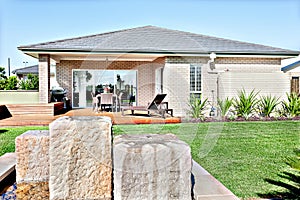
[14, 116, 192, 200]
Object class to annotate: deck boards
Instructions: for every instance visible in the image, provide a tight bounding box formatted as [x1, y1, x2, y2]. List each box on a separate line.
[6, 103, 64, 116]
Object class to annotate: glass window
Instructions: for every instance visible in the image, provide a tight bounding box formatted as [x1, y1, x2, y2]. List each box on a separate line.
[190, 65, 201, 97]
[72, 69, 137, 108]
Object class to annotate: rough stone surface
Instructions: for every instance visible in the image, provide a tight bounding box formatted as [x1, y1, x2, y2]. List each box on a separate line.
[15, 130, 50, 183]
[49, 116, 112, 200]
[113, 134, 192, 200]
[16, 182, 49, 200]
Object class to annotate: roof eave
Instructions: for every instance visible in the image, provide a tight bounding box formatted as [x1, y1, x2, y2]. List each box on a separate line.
[19, 47, 299, 59]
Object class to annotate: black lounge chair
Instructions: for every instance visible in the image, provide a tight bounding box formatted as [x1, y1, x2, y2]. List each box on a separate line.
[121, 94, 173, 118]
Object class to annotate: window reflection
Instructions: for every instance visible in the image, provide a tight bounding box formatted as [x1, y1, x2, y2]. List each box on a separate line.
[73, 70, 137, 108]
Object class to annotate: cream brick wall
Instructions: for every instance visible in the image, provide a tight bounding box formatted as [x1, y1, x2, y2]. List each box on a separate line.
[204, 57, 288, 104]
[163, 64, 190, 116]
[166, 56, 287, 116]
[218, 72, 290, 100]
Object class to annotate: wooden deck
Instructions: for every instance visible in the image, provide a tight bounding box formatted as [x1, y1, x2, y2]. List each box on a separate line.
[5, 102, 64, 116]
[0, 108, 181, 126]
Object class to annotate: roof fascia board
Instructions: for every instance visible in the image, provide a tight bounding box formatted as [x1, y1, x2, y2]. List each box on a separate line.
[20, 49, 298, 59]
[281, 60, 300, 72]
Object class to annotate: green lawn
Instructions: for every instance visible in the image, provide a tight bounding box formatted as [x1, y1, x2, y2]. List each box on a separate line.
[1, 121, 299, 198]
[0, 126, 48, 156]
[114, 121, 300, 198]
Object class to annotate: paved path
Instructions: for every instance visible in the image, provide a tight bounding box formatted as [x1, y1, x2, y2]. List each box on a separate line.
[192, 160, 240, 200]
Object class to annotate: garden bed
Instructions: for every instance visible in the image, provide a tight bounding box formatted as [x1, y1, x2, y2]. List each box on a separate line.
[184, 116, 300, 123]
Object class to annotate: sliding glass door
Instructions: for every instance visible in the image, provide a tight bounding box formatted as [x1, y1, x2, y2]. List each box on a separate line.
[72, 69, 137, 108]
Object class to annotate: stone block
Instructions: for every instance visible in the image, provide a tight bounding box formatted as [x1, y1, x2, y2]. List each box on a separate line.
[49, 116, 112, 200]
[15, 130, 50, 200]
[113, 134, 192, 200]
[15, 130, 50, 183]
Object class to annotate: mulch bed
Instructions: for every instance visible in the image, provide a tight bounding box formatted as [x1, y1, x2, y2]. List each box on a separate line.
[183, 116, 300, 123]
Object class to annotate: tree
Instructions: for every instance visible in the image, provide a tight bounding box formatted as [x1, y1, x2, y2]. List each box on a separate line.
[0, 67, 7, 80]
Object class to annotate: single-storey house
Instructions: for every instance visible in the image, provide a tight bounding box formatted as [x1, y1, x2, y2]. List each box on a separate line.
[12, 65, 38, 80]
[12, 64, 59, 88]
[18, 26, 299, 116]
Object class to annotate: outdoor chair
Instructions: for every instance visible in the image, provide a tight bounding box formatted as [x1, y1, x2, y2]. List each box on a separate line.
[91, 92, 99, 112]
[100, 93, 113, 112]
[121, 94, 173, 118]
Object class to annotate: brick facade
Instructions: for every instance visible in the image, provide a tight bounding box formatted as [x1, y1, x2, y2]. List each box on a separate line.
[165, 56, 286, 116]
[44, 55, 287, 117]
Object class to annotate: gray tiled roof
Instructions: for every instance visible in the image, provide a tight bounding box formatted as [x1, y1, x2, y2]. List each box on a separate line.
[12, 65, 38, 75]
[18, 26, 299, 55]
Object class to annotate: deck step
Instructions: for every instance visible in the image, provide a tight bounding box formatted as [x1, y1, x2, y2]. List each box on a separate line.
[6, 103, 64, 116]
[0, 153, 16, 182]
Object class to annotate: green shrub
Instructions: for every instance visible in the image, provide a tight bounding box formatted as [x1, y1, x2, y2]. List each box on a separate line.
[5, 76, 18, 90]
[27, 74, 39, 89]
[19, 74, 39, 90]
[217, 97, 233, 118]
[187, 94, 208, 120]
[0, 79, 6, 90]
[258, 95, 280, 117]
[281, 93, 300, 118]
[233, 89, 259, 120]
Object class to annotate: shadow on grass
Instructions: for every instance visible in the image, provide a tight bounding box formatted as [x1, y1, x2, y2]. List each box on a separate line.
[258, 171, 300, 200]
[0, 129, 8, 134]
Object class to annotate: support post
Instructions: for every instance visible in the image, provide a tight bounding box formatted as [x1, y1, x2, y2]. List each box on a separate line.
[38, 54, 51, 103]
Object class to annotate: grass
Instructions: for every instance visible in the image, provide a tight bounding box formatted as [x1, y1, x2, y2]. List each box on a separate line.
[0, 126, 48, 156]
[114, 121, 300, 198]
[1, 121, 299, 198]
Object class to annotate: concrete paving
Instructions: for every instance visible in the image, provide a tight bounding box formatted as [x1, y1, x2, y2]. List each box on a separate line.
[0, 153, 16, 182]
[192, 160, 240, 200]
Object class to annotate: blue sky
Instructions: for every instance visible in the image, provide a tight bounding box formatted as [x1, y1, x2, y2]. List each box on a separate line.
[0, 0, 300, 72]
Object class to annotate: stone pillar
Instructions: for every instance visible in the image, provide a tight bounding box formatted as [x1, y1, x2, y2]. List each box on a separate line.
[38, 54, 51, 103]
[49, 116, 112, 200]
[114, 134, 192, 200]
[15, 130, 50, 199]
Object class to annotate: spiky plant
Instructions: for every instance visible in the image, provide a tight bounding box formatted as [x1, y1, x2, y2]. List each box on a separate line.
[233, 89, 259, 120]
[281, 93, 300, 118]
[258, 95, 280, 117]
[217, 97, 233, 118]
[187, 94, 208, 120]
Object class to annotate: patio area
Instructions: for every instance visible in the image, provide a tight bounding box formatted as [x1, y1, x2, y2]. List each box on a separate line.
[0, 108, 181, 126]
